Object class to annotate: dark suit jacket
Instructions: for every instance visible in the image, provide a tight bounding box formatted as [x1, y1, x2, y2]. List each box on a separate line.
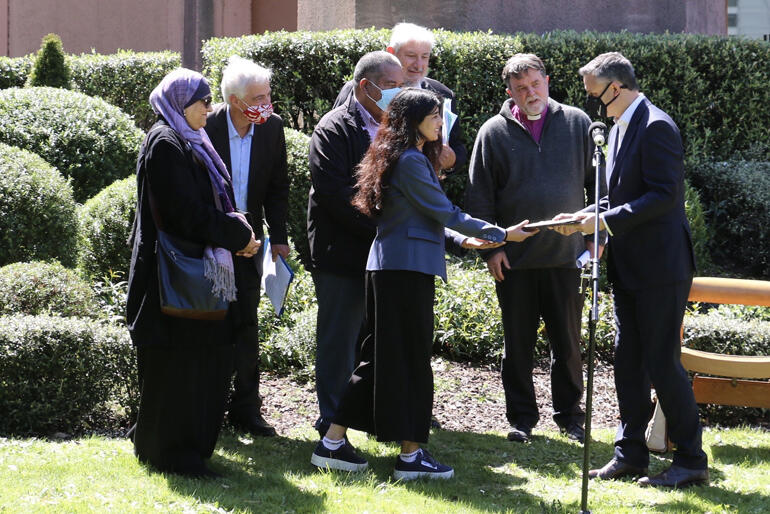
[597, 98, 695, 290]
[333, 77, 467, 169]
[307, 94, 376, 274]
[205, 104, 289, 245]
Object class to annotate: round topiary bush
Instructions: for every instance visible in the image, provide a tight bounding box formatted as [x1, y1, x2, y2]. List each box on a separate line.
[78, 176, 136, 279]
[0, 261, 97, 317]
[0, 142, 78, 267]
[0, 87, 144, 203]
[0, 315, 137, 435]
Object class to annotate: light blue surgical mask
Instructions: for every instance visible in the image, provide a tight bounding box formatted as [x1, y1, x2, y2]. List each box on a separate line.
[367, 81, 401, 111]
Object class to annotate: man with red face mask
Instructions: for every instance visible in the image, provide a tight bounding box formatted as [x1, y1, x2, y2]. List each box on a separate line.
[205, 55, 290, 437]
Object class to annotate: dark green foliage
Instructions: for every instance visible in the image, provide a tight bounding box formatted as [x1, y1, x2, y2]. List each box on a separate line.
[0, 143, 78, 267]
[203, 29, 770, 169]
[0, 261, 97, 317]
[684, 308, 770, 357]
[688, 160, 770, 279]
[0, 87, 144, 203]
[70, 51, 181, 130]
[25, 33, 71, 89]
[261, 305, 317, 382]
[684, 180, 712, 275]
[0, 315, 137, 435]
[284, 128, 312, 267]
[78, 177, 136, 279]
[0, 56, 32, 89]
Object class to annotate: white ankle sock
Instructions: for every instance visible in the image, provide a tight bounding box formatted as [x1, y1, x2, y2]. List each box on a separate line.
[322, 436, 345, 451]
[399, 449, 421, 463]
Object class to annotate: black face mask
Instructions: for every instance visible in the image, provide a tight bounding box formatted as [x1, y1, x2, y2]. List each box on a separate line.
[584, 81, 623, 118]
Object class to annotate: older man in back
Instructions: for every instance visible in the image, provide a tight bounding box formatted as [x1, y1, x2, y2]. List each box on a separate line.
[333, 22, 464, 172]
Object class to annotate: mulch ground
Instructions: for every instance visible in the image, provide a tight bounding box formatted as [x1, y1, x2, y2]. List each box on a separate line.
[261, 357, 620, 436]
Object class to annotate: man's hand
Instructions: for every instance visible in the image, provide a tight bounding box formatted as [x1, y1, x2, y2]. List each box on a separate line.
[271, 243, 290, 262]
[461, 237, 505, 250]
[586, 241, 605, 260]
[550, 213, 592, 236]
[438, 144, 456, 170]
[486, 250, 511, 282]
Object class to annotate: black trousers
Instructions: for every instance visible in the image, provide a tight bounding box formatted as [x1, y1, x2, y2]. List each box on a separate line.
[612, 276, 707, 470]
[134, 341, 233, 474]
[229, 254, 263, 420]
[496, 267, 584, 429]
[334, 270, 436, 443]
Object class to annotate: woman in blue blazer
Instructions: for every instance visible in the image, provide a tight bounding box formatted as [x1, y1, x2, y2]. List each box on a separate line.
[310, 88, 535, 480]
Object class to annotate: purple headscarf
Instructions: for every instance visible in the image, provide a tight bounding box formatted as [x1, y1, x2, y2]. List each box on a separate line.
[149, 68, 239, 302]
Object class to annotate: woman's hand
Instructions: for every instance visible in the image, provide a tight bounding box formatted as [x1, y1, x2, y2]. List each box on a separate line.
[461, 237, 505, 249]
[236, 236, 262, 258]
[505, 220, 538, 242]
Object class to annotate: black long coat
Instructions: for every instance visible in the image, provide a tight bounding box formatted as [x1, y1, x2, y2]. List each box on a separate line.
[126, 119, 252, 346]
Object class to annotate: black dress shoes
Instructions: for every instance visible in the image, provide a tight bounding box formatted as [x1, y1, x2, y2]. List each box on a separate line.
[231, 413, 277, 437]
[638, 465, 709, 488]
[559, 423, 585, 443]
[589, 458, 648, 480]
[507, 425, 532, 443]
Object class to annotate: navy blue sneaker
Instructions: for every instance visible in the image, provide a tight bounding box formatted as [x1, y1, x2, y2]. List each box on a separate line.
[393, 448, 454, 480]
[310, 440, 368, 472]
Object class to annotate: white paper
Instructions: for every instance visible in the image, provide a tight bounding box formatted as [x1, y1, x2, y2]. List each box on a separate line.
[260, 237, 294, 316]
[442, 98, 457, 145]
[576, 250, 591, 269]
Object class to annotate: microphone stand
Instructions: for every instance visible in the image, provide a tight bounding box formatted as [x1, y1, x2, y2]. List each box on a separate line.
[580, 139, 604, 514]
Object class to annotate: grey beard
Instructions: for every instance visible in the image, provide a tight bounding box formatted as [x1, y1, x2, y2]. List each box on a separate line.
[404, 78, 422, 88]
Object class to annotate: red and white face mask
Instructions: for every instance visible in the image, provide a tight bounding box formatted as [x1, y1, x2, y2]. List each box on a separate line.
[238, 98, 273, 124]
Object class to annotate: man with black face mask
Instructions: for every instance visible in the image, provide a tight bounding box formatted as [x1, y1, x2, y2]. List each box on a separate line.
[466, 53, 606, 446]
[552, 52, 708, 489]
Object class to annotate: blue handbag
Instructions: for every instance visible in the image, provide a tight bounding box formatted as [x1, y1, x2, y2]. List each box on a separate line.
[155, 229, 229, 320]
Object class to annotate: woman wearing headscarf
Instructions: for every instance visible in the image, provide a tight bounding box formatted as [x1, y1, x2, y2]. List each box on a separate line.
[127, 68, 260, 477]
[310, 88, 536, 480]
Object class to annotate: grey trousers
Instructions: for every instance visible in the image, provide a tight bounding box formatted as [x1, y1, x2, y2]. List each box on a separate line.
[311, 269, 366, 425]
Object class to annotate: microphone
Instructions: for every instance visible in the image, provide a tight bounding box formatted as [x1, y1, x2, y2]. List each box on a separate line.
[589, 121, 607, 147]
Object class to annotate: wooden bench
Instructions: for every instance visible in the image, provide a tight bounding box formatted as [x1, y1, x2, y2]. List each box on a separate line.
[681, 277, 770, 409]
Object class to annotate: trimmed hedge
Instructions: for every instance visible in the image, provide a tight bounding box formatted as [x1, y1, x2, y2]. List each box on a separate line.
[0, 143, 78, 267]
[0, 315, 136, 435]
[0, 87, 144, 203]
[284, 128, 313, 267]
[203, 29, 770, 166]
[688, 160, 770, 279]
[0, 261, 97, 317]
[70, 51, 180, 130]
[78, 177, 136, 279]
[0, 56, 31, 89]
[26, 33, 71, 89]
[684, 309, 770, 358]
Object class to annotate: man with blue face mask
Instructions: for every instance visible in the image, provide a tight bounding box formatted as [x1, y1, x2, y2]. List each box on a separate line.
[307, 51, 404, 440]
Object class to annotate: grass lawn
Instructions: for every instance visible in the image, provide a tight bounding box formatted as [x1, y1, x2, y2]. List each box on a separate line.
[1, 426, 769, 513]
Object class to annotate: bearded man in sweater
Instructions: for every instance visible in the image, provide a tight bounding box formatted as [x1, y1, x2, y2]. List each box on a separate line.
[465, 53, 606, 444]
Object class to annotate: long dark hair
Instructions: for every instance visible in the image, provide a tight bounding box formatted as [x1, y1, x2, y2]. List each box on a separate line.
[353, 88, 443, 216]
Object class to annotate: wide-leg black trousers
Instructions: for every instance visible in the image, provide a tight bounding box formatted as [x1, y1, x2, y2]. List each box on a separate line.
[334, 270, 436, 443]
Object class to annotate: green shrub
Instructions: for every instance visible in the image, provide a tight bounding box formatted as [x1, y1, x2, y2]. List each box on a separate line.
[684, 310, 770, 358]
[0, 143, 78, 266]
[684, 180, 712, 275]
[70, 51, 180, 130]
[25, 33, 71, 89]
[0, 261, 97, 317]
[261, 305, 317, 382]
[204, 29, 770, 168]
[0, 56, 31, 89]
[78, 177, 136, 279]
[284, 128, 312, 267]
[0, 315, 137, 435]
[258, 265, 316, 345]
[0, 87, 144, 203]
[688, 160, 770, 279]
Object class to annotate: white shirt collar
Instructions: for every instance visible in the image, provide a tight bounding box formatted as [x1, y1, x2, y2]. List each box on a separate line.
[615, 93, 645, 131]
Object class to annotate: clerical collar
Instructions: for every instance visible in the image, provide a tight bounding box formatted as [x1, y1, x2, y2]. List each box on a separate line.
[526, 113, 541, 120]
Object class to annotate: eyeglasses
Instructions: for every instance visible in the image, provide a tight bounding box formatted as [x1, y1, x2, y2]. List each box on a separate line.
[200, 96, 212, 107]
